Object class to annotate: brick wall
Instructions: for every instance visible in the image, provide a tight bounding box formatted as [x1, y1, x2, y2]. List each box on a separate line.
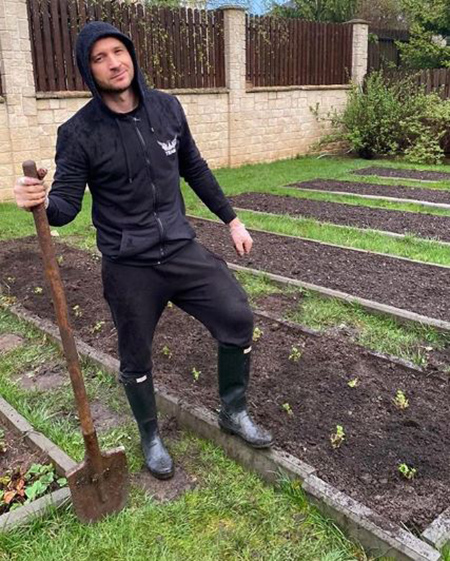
[0, 5, 368, 202]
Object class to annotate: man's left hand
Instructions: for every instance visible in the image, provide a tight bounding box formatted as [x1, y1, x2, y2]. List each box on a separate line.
[229, 218, 253, 257]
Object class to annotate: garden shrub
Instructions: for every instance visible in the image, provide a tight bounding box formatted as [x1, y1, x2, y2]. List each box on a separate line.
[318, 71, 450, 164]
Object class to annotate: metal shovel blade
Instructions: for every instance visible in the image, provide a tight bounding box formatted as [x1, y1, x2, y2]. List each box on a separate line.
[66, 446, 129, 523]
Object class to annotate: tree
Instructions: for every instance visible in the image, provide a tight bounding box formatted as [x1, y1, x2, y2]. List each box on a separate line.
[356, 0, 408, 29]
[397, 0, 450, 68]
[270, 0, 358, 23]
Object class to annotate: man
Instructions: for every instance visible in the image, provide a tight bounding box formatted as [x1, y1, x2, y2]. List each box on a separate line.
[14, 21, 272, 480]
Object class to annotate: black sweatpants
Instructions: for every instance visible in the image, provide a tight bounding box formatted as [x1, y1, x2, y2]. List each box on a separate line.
[102, 240, 253, 383]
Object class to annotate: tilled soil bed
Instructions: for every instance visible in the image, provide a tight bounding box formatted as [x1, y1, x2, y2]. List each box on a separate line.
[230, 192, 450, 242]
[354, 167, 450, 182]
[189, 218, 450, 323]
[0, 237, 449, 531]
[287, 179, 450, 206]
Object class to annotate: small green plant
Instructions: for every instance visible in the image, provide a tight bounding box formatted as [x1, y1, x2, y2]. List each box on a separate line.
[191, 367, 201, 382]
[281, 402, 293, 416]
[0, 429, 6, 454]
[91, 321, 105, 334]
[393, 390, 409, 410]
[72, 305, 82, 318]
[347, 378, 359, 388]
[161, 345, 172, 359]
[289, 346, 302, 362]
[167, 301, 173, 309]
[398, 463, 417, 480]
[252, 327, 263, 342]
[33, 287, 43, 294]
[330, 425, 345, 449]
[0, 295, 17, 307]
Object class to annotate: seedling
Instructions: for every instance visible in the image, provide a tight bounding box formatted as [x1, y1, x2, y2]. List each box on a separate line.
[91, 320, 105, 333]
[252, 327, 263, 342]
[330, 425, 345, 449]
[167, 301, 173, 309]
[281, 402, 293, 416]
[72, 305, 82, 318]
[398, 463, 417, 480]
[191, 367, 201, 382]
[33, 286, 43, 294]
[347, 378, 359, 388]
[161, 345, 172, 359]
[0, 429, 6, 454]
[289, 346, 302, 362]
[393, 390, 409, 410]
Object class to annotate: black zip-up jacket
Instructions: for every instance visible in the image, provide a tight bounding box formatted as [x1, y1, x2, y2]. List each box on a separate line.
[46, 21, 236, 264]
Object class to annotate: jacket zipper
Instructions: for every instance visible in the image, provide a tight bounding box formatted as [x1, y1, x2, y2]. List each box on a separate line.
[132, 120, 165, 260]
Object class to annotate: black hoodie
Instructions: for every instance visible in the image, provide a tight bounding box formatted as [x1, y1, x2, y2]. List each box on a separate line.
[47, 21, 236, 264]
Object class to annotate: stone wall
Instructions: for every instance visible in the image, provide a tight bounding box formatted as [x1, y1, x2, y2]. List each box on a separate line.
[0, 4, 368, 202]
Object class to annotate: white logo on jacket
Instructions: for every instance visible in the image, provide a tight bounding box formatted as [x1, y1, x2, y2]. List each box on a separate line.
[157, 136, 178, 156]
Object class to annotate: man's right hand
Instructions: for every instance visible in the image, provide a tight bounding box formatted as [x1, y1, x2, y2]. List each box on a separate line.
[13, 168, 48, 210]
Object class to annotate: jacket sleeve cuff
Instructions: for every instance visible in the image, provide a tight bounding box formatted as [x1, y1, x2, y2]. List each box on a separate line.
[218, 205, 237, 225]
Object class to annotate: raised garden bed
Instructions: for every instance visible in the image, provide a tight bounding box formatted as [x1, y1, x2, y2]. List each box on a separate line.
[183, 218, 450, 325]
[0, 398, 73, 532]
[285, 179, 450, 206]
[354, 167, 450, 182]
[0, 238, 449, 538]
[230, 192, 450, 242]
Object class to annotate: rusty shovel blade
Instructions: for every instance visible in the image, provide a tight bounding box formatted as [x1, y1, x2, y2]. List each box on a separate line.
[67, 447, 129, 523]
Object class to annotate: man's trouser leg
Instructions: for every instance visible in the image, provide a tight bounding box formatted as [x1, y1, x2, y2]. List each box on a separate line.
[102, 259, 174, 479]
[168, 242, 273, 448]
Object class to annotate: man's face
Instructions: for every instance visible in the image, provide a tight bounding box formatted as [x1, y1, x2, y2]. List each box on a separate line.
[90, 37, 134, 94]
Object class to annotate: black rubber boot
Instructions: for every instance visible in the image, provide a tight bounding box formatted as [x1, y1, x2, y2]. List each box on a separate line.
[218, 345, 273, 449]
[122, 374, 174, 479]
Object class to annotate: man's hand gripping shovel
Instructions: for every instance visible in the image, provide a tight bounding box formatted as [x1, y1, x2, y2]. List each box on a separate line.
[22, 160, 129, 523]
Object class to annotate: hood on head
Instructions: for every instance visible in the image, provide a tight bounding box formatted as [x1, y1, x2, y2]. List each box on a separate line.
[76, 21, 146, 100]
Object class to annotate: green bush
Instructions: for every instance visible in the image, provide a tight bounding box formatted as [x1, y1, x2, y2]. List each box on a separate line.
[320, 71, 450, 164]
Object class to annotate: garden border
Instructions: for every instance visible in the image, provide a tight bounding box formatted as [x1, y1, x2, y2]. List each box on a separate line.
[281, 186, 450, 210]
[0, 397, 75, 532]
[228, 263, 450, 333]
[6, 303, 446, 560]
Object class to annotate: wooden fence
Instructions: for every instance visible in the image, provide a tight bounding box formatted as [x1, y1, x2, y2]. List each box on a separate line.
[27, 0, 225, 92]
[246, 16, 353, 87]
[385, 68, 450, 99]
[368, 27, 409, 71]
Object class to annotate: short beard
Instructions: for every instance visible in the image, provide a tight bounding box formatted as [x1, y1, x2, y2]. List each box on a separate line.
[98, 84, 131, 95]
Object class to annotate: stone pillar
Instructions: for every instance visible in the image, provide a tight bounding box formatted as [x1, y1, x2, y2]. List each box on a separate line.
[0, 0, 40, 201]
[348, 19, 369, 86]
[221, 6, 246, 166]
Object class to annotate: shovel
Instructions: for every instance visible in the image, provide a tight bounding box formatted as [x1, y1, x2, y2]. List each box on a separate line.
[23, 160, 129, 523]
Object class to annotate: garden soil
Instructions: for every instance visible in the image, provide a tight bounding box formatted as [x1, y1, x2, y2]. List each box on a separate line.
[0, 237, 449, 531]
[354, 167, 450, 182]
[287, 179, 450, 206]
[230, 192, 450, 242]
[190, 218, 450, 323]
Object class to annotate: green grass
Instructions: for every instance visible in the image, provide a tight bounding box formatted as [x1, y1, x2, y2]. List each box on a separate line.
[0, 308, 374, 561]
[235, 271, 450, 367]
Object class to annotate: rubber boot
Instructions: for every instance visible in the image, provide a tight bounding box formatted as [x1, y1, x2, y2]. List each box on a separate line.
[218, 345, 273, 449]
[122, 374, 174, 479]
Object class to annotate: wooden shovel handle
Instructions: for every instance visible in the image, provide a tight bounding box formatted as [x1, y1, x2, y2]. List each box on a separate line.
[22, 160, 103, 469]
